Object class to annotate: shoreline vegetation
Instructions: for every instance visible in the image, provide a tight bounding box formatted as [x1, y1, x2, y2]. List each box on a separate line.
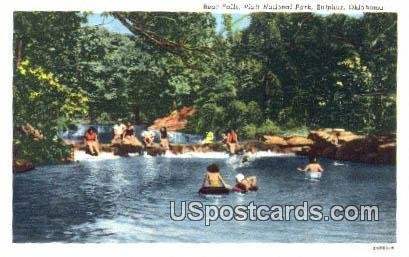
[13, 12, 397, 172]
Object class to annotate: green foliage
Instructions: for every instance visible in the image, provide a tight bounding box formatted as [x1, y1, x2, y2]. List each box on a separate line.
[13, 12, 397, 164]
[239, 124, 257, 139]
[13, 12, 87, 164]
[256, 119, 282, 136]
[13, 60, 88, 164]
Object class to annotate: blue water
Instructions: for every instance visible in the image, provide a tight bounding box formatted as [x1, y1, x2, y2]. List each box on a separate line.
[13, 154, 396, 243]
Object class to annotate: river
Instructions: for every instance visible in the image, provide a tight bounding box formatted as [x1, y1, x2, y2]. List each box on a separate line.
[13, 152, 396, 243]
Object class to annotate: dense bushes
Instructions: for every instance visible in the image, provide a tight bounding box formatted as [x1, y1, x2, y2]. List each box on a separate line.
[13, 12, 396, 164]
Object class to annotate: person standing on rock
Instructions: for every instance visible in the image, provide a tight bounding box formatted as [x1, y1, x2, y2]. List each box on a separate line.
[226, 129, 239, 154]
[160, 127, 170, 150]
[84, 127, 100, 156]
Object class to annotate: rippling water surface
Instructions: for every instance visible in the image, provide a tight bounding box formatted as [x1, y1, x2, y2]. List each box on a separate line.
[13, 152, 396, 242]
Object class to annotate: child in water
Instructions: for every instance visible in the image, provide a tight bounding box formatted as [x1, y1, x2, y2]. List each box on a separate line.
[202, 163, 230, 188]
[234, 173, 258, 192]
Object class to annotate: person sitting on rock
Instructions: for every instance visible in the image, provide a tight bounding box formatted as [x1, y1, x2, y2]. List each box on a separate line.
[226, 129, 239, 154]
[84, 127, 100, 156]
[142, 130, 155, 147]
[298, 156, 324, 173]
[234, 173, 258, 192]
[202, 131, 215, 144]
[221, 133, 227, 144]
[122, 122, 142, 146]
[112, 119, 126, 144]
[202, 163, 230, 188]
[160, 126, 170, 150]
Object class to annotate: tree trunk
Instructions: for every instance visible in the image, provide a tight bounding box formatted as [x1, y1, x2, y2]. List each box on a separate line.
[15, 39, 23, 68]
[263, 74, 271, 115]
[133, 105, 142, 124]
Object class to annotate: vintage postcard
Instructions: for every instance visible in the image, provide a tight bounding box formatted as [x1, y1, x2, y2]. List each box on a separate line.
[1, 0, 408, 256]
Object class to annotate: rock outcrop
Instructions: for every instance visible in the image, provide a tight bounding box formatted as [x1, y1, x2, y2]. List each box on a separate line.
[285, 136, 314, 146]
[13, 159, 35, 173]
[70, 129, 395, 165]
[263, 135, 288, 146]
[308, 129, 395, 165]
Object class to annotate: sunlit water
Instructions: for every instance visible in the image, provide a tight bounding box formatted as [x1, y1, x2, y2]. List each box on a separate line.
[13, 151, 396, 243]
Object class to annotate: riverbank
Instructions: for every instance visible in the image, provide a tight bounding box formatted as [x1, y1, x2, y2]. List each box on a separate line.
[13, 129, 396, 173]
[72, 129, 395, 164]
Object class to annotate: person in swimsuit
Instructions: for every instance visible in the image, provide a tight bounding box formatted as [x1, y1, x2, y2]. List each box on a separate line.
[234, 173, 257, 191]
[84, 127, 100, 156]
[160, 126, 170, 150]
[112, 119, 126, 144]
[202, 163, 230, 188]
[226, 129, 239, 154]
[298, 156, 324, 173]
[142, 130, 155, 147]
[122, 122, 142, 146]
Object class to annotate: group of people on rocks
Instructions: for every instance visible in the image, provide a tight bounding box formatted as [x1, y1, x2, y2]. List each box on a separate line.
[112, 119, 141, 146]
[203, 129, 239, 154]
[83, 119, 171, 156]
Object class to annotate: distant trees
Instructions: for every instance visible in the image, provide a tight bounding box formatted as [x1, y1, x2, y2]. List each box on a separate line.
[13, 12, 397, 163]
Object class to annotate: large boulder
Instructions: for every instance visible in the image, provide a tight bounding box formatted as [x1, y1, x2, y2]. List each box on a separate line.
[335, 137, 374, 162]
[308, 130, 339, 146]
[263, 135, 288, 146]
[373, 142, 396, 164]
[13, 159, 34, 173]
[308, 129, 396, 165]
[146, 145, 166, 156]
[285, 136, 314, 146]
[337, 131, 365, 143]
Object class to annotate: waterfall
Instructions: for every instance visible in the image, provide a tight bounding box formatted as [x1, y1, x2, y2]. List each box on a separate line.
[59, 124, 203, 144]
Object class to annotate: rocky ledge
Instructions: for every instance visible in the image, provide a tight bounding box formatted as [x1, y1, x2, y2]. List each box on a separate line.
[13, 159, 35, 173]
[72, 129, 395, 165]
[307, 129, 395, 165]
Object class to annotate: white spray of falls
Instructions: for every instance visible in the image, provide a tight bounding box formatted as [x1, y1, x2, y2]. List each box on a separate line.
[75, 150, 295, 162]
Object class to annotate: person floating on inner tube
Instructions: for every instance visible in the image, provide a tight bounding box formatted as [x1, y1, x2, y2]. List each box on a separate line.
[234, 173, 258, 192]
[297, 156, 324, 173]
[202, 163, 231, 189]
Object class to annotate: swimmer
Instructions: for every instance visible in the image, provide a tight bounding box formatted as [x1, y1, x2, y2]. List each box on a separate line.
[297, 156, 324, 173]
[242, 146, 257, 163]
[234, 173, 257, 191]
[202, 163, 231, 189]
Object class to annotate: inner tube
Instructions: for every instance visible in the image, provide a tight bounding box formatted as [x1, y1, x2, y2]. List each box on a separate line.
[232, 185, 259, 193]
[198, 187, 230, 195]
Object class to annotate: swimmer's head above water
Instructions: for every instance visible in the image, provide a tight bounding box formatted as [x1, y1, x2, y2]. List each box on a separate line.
[235, 173, 245, 183]
[207, 163, 220, 173]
